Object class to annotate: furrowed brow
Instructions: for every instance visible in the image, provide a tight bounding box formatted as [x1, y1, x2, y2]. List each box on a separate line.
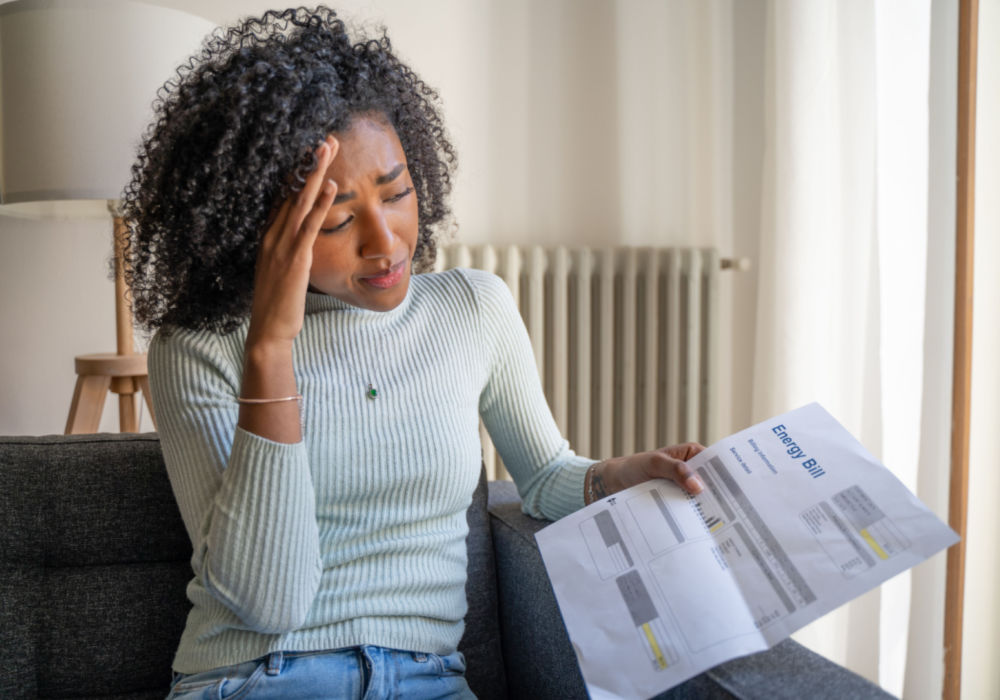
[375, 163, 406, 186]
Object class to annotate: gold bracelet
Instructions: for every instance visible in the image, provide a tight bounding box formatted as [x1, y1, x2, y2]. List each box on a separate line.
[236, 394, 303, 404]
[586, 463, 597, 504]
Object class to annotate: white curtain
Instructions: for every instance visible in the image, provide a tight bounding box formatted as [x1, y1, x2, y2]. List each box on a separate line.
[752, 1, 945, 696]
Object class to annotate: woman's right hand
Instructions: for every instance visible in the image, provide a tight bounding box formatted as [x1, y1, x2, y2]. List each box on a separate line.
[246, 135, 339, 347]
[238, 136, 339, 443]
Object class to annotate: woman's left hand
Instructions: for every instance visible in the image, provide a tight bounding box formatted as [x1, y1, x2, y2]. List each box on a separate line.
[586, 443, 706, 503]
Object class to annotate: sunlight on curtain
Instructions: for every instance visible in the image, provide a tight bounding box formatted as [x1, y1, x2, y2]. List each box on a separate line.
[752, 1, 935, 696]
[902, 0, 956, 696]
[872, 2, 932, 691]
[753, 0, 880, 679]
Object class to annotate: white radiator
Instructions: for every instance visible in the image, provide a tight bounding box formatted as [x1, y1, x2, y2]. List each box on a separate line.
[435, 245, 722, 480]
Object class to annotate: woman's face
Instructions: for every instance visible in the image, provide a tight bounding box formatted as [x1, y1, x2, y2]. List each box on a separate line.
[308, 115, 419, 311]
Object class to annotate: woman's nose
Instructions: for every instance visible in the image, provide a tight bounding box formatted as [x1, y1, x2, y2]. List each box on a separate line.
[359, 209, 395, 259]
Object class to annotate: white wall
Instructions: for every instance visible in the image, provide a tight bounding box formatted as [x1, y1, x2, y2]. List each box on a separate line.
[729, 0, 767, 447]
[0, 215, 134, 433]
[0, 0, 749, 437]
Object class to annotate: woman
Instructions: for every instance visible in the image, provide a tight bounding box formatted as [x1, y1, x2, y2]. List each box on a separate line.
[125, 7, 891, 699]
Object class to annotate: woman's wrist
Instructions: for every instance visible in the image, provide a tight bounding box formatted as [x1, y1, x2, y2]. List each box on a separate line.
[242, 335, 296, 388]
[244, 333, 295, 362]
[239, 335, 301, 443]
[585, 460, 616, 504]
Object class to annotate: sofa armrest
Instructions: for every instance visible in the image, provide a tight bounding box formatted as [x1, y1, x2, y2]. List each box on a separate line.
[486, 482, 588, 699]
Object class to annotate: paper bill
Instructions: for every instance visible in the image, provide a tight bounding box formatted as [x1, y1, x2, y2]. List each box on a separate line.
[535, 403, 959, 699]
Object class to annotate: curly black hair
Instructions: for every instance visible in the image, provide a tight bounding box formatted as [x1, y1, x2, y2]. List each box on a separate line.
[121, 6, 456, 333]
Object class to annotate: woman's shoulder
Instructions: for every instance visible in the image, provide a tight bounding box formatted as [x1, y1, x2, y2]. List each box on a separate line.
[147, 323, 247, 375]
[412, 267, 510, 307]
[410, 269, 520, 345]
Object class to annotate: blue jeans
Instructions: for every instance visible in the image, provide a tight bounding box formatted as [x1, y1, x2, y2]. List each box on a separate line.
[165, 646, 474, 699]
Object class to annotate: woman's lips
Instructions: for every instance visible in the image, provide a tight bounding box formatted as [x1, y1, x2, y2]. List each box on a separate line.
[362, 260, 407, 289]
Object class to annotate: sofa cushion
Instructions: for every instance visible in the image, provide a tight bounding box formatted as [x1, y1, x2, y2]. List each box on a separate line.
[0, 434, 191, 699]
[0, 434, 506, 699]
[459, 469, 507, 700]
[489, 499, 589, 699]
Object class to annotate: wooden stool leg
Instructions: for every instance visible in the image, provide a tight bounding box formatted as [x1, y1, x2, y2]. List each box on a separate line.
[65, 374, 112, 434]
[111, 376, 139, 432]
[118, 391, 138, 432]
[137, 375, 157, 429]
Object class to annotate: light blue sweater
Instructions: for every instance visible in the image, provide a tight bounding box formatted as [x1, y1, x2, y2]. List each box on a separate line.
[148, 268, 594, 674]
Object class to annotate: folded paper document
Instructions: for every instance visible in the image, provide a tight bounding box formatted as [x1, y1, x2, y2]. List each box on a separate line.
[535, 403, 958, 700]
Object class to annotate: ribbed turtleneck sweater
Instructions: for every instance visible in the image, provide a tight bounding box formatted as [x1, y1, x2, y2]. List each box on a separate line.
[148, 268, 594, 674]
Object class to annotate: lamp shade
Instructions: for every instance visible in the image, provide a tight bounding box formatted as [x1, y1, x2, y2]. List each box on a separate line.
[0, 0, 215, 218]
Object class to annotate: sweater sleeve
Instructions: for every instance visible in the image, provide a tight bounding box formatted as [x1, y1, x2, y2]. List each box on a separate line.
[468, 270, 596, 520]
[148, 329, 322, 634]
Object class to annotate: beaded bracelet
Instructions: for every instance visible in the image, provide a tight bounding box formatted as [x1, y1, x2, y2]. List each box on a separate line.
[236, 394, 303, 404]
[585, 463, 597, 504]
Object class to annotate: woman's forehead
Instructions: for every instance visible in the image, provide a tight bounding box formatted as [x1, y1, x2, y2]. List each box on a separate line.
[324, 116, 407, 183]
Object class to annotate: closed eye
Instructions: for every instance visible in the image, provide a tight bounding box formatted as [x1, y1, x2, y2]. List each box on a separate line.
[320, 216, 353, 234]
[319, 186, 412, 233]
[385, 187, 414, 204]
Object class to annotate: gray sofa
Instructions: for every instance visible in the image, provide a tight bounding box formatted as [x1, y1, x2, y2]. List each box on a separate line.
[0, 433, 587, 699]
[0, 434, 897, 700]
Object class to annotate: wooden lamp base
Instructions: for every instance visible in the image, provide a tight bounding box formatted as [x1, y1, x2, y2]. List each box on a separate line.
[64, 207, 156, 434]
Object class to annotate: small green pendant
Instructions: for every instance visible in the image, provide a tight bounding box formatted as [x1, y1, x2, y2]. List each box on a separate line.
[367, 384, 378, 400]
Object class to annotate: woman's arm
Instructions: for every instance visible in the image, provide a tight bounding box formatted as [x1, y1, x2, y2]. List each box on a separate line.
[149, 331, 321, 634]
[473, 270, 704, 519]
[150, 138, 341, 634]
[473, 271, 593, 520]
[238, 135, 339, 443]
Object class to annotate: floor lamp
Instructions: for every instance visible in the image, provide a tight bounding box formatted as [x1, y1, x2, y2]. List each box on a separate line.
[0, 0, 214, 434]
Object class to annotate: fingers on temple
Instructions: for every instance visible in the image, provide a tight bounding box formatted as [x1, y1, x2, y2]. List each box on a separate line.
[299, 176, 338, 239]
[291, 139, 337, 229]
[261, 199, 292, 251]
